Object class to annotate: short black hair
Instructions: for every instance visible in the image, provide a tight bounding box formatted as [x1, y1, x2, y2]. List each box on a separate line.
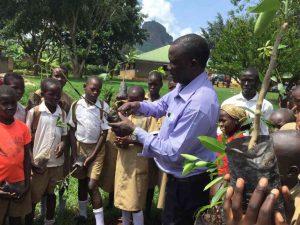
[0, 85, 17, 99]
[148, 71, 163, 84]
[128, 86, 145, 97]
[173, 34, 210, 68]
[3, 72, 24, 85]
[243, 67, 259, 80]
[86, 75, 102, 85]
[41, 78, 61, 92]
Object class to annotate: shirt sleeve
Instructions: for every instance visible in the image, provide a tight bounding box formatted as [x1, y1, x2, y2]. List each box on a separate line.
[138, 93, 170, 118]
[67, 102, 76, 128]
[101, 102, 110, 131]
[25, 108, 34, 133]
[136, 109, 215, 162]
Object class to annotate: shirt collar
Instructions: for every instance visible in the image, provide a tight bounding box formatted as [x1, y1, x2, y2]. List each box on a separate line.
[77, 95, 101, 108]
[236, 92, 258, 102]
[39, 101, 62, 116]
[174, 71, 208, 102]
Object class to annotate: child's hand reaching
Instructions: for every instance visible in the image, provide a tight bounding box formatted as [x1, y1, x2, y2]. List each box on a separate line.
[84, 155, 96, 168]
[55, 141, 65, 158]
[0, 188, 17, 200]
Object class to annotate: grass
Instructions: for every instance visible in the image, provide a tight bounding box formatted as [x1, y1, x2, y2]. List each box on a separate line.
[21, 76, 278, 225]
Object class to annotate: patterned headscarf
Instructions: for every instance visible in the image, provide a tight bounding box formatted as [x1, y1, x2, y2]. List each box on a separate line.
[221, 104, 248, 124]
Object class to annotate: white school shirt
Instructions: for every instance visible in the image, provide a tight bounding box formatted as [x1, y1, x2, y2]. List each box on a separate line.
[221, 93, 273, 135]
[15, 102, 26, 122]
[67, 98, 110, 144]
[26, 101, 67, 167]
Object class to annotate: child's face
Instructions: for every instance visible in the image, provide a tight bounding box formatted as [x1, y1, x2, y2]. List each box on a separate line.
[0, 94, 17, 121]
[84, 80, 102, 103]
[52, 69, 67, 88]
[148, 76, 162, 96]
[42, 84, 62, 108]
[7, 79, 24, 101]
[219, 110, 239, 136]
[128, 91, 144, 102]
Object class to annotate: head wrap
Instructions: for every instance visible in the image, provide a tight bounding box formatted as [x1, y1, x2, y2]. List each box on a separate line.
[221, 104, 248, 124]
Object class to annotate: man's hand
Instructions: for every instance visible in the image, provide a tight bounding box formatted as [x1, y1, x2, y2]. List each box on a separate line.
[115, 136, 133, 146]
[224, 177, 294, 225]
[109, 113, 136, 136]
[55, 141, 65, 158]
[0, 188, 17, 200]
[118, 102, 140, 116]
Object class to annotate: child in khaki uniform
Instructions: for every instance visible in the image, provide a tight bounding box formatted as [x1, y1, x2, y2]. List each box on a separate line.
[68, 76, 109, 225]
[0, 85, 31, 225]
[25, 78, 67, 225]
[114, 86, 150, 225]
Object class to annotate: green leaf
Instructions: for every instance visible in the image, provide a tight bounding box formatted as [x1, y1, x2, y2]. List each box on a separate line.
[240, 106, 255, 115]
[198, 201, 223, 214]
[195, 160, 209, 168]
[214, 153, 225, 164]
[278, 44, 287, 49]
[207, 167, 218, 173]
[258, 72, 264, 82]
[248, 0, 280, 13]
[271, 76, 278, 82]
[254, 10, 277, 35]
[282, 73, 293, 79]
[278, 83, 286, 96]
[204, 176, 224, 191]
[241, 117, 253, 127]
[181, 154, 199, 161]
[211, 187, 228, 204]
[198, 136, 225, 154]
[182, 162, 195, 176]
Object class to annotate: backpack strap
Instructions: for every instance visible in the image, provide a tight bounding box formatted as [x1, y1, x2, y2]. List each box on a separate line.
[70, 100, 79, 129]
[31, 106, 41, 143]
[99, 100, 104, 121]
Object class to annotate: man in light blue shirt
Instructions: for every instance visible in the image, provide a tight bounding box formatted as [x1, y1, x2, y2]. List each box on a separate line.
[110, 34, 219, 225]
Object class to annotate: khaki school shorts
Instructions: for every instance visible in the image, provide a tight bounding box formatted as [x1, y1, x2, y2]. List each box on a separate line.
[77, 141, 105, 181]
[31, 166, 64, 204]
[0, 190, 32, 222]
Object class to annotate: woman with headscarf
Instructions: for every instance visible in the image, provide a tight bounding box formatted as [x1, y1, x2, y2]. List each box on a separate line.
[217, 104, 248, 174]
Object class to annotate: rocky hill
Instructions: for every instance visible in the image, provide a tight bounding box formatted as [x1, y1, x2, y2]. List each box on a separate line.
[137, 21, 173, 53]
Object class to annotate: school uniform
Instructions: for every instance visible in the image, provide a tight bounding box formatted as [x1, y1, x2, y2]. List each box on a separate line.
[99, 130, 118, 192]
[68, 98, 110, 180]
[114, 115, 150, 211]
[26, 101, 67, 204]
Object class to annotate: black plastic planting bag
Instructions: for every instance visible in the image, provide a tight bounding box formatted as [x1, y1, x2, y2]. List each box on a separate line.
[226, 135, 285, 215]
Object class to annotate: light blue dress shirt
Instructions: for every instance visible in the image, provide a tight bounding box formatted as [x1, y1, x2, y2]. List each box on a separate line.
[135, 72, 219, 178]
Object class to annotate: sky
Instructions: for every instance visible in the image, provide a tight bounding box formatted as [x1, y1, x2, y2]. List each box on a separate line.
[140, 0, 235, 39]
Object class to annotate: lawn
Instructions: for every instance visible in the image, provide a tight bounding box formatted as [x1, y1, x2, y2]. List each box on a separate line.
[21, 76, 278, 225]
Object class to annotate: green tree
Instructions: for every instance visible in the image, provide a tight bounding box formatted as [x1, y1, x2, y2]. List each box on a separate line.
[49, 0, 146, 78]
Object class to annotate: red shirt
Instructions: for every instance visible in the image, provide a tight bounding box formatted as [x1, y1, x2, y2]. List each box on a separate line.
[0, 119, 31, 183]
[217, 133, 244, 175]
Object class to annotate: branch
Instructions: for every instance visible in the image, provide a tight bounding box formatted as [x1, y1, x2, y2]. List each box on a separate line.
[248, 22, 288, 149]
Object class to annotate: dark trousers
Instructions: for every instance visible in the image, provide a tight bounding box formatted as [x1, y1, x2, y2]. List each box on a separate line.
[162, 173, 210, 225]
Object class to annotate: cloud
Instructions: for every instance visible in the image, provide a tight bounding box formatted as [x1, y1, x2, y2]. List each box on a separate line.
[140, 0, 194, 38]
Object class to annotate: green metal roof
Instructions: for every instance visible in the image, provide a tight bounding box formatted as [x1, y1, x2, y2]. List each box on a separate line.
[137, 45, 170, 63]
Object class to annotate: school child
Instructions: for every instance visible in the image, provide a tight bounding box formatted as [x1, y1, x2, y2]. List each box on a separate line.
[0, 85, 31, 225]
[27, 67, 73, 212]
[269, 108, 296, 131]
[114, 86, 151, 225]
[68, 75, 109, 225]
[25, 78, 67, 225]
[3, 72, 26, 122]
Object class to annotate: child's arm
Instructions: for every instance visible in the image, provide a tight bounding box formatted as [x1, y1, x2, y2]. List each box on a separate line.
[69, 127, 78, 161]
[55, 135, 67, 158]
[84, 130, 108, 168]
[23, 143, 31, 194]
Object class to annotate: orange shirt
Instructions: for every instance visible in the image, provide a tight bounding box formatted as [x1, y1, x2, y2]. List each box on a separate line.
[0, 119, 31, 183]
[217, 133, 244, 175]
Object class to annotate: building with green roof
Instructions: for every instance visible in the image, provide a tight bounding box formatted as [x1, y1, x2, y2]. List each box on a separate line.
[120, 45, 170, 80]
